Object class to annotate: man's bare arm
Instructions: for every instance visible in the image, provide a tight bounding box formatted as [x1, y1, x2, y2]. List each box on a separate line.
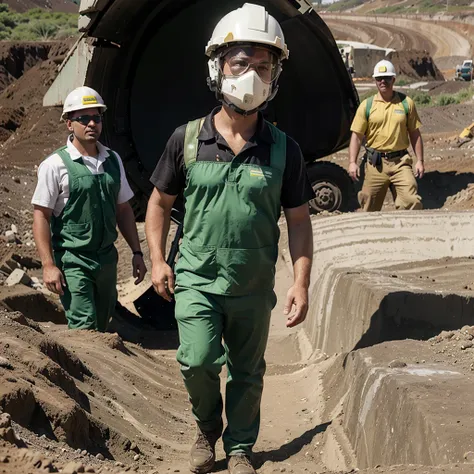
[409, 128, 425, 178]
[145, 188, 177, 300]
[348, 131, 364, 181]
[283, 203, 313, 328]
[32, 206, 65, 295]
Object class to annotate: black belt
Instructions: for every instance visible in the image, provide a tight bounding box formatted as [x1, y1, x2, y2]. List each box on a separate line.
[365, 148, 407, 165]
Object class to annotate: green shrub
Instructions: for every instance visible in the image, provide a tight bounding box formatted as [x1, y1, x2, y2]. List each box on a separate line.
[410, 92, 432, 106]
[437, 94, 459, 106]
[0, 5, 78, 40]
[455, 89, 472, 102]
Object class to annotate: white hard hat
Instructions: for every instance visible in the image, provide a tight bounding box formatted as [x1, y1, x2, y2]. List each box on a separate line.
[373, 60, 396, 78]
[205, 3, 289, 60]
[62, 86, 107, 120]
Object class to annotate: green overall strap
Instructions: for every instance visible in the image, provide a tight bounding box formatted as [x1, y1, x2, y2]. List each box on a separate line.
[183, 118, 205, 169]
[365, 95, 374, 121]
[56, 146, 77, 176]
[397, 92, 410, 116]
[266, 121, 287, 174]
[365, 93, 409, 122]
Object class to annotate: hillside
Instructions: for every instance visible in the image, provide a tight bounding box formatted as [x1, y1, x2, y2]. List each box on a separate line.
[321, 0, 474, 14]
[2, 0, 78, 13]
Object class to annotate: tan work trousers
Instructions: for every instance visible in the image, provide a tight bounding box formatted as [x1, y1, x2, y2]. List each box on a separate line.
[359, 154, 422, 212]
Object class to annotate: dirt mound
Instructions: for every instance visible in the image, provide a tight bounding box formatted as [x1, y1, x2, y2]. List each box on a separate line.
[0, 41, 72, 166]
[422, 80, 474, 96]
[418, 102, 474, 134]
[0, 294, 191, 471]
[0, 43, 52, 93]
[388, 49, 444, 80]
[444, 183, 474, 210]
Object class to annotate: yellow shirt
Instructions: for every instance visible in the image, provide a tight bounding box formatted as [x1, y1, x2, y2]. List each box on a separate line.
[350, 92, 421, 152]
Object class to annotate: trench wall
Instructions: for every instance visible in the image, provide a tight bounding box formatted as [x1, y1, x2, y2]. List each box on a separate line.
[305, 211, 474, 355]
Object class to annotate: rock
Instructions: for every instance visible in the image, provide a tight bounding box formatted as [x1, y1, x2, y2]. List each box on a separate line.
[0, 413, 11, 428]
[62, 461, 85, 474]
[96, 453, 105, 461]
[12, 177, 20, 184]
[461, 341, 473, 350]
[440, 330, 455, 340]
[5, 269, 32, 287]
[0, 357, 12, 370]
[81, 449, 88, 456]
[3, 211, 10, 218]
[464, 451, 474, 462]
[388, 360, 407, 368]
[130, 442, 140, 453]
[0, 426, 25, 447]
[133, 454, 140, 461]
[85, 468, 96, 473]
[0, 455, 9, 463]
[4, 230, 16, 243]
[10, 224, 17, 234]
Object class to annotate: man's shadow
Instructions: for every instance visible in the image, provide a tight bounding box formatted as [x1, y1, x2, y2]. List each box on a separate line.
[212, 421, 331, 471]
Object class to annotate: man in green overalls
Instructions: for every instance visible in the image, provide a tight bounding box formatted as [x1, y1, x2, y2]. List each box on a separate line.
[32, 86, 146, 332]
[146, 4, 314, 473]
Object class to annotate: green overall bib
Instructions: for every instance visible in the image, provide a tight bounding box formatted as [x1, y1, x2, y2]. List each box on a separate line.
[51, 146, 120, 332]
[174, 118, 286, 456]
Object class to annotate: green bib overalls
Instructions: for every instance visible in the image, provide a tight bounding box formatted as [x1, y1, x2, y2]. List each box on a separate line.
[51, 146, 120, 332]
[174, 118, 286, 456]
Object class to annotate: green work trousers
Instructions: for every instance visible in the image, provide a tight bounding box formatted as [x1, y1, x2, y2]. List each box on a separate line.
[55, 246, 118, 332]
[175, 287, 276, 456]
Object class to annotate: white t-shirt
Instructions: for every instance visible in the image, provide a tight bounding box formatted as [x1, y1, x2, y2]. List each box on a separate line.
[31, 137, 134, 217]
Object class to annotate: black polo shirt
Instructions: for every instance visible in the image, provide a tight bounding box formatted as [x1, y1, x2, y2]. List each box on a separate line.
[150, 107, 315, 209]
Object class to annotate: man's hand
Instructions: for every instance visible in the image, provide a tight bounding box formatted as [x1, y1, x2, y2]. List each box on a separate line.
[348, 162, 360, 181]
[151, 262, 175, 302]
[415, 161, 425, 179]
[43, 263, 65, 295]
[284, 284, 309, 328]
[132, 254, 147, 285]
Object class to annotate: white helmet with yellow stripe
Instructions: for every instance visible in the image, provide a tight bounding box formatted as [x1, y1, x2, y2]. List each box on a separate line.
[372, 60, 396, 78]
[61, 86, 107, 120]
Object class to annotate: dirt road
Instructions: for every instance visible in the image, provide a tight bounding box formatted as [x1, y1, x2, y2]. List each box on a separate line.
[324, 14, 472, 58]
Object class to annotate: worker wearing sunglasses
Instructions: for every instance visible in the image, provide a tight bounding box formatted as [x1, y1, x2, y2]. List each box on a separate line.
[31, 86, 147, 332]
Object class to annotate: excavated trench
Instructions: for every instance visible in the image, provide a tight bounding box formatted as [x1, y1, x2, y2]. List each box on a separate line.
[299, 211, 474, 470]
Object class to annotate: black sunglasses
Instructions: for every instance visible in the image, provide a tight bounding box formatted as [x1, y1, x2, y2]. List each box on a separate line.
[71, 114, 103, 125]
[374, 76, 394, 82]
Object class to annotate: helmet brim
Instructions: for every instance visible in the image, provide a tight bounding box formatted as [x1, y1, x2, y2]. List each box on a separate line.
[61, 103, 107, 120]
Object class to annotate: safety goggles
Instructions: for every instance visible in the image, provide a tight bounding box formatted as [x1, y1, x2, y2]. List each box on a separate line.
[221, 46, 281, 84]
[70, 114, 103, 125]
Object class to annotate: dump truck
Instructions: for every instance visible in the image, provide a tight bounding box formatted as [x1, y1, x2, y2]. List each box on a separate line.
[43, 0, 359, 217]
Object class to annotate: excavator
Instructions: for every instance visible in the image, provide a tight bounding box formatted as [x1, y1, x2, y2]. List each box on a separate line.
[43, 0, 360, 324]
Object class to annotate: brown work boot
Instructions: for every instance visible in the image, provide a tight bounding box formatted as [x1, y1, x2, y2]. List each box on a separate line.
[227, 454, 256, 474]
[189, 422, 223, 473]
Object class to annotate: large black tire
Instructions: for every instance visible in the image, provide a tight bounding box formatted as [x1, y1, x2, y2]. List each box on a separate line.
[306, 161, 356, 213]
